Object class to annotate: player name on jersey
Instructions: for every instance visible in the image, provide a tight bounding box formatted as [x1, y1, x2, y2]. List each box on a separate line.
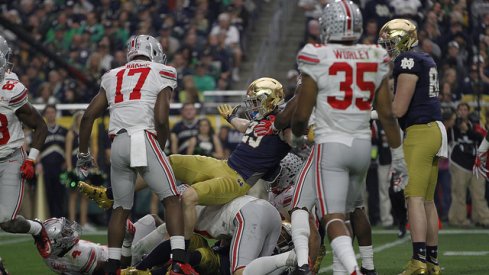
[333, 49, 370, 59]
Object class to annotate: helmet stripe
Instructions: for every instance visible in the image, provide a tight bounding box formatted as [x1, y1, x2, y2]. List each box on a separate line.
[341, 0, 352, 32]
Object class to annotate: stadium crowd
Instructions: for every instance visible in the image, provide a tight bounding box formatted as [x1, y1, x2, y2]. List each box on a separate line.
[0, 0, 256, 105]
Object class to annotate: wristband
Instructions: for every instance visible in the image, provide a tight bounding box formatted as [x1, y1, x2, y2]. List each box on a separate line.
[390, 145, 404, 160]
[78, 151, 91, 158]
[28, 148, 39, 161]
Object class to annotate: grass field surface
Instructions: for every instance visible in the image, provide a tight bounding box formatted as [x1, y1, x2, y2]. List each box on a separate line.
[0, 229, 488, 274]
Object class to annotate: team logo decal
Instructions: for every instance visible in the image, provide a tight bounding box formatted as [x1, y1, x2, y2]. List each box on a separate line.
[400, 58, 414, 70]
[237, 178, 244, 187]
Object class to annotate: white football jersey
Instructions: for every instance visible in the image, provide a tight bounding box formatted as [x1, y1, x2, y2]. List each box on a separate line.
[43, 240, 108, 275]
[102, 60, 177, 135]
[297, 43, 390, 145]
[0, 79, 28, 158]
[195, 195, 258, 239]
[269, 185, 295, 212]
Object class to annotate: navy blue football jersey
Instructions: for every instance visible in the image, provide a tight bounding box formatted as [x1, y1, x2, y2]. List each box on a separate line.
[393, 50, 442, 130]
[227, 117, 291, 185]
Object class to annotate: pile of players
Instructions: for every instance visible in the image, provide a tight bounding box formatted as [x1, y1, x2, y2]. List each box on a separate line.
[7, 0, 486, 274]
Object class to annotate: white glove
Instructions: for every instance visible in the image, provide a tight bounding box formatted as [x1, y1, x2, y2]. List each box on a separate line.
[390, 146, 408, 192]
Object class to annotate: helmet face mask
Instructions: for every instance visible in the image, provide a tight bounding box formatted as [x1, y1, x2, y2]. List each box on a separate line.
[43, 218, 82, 256]
[0, 53, 6, 83]
[244, 77, 284, 121]
[319, 0, 363, 44]
[0, 36, 13, 72]
[378, 19, 419, 60]
[127, 35, 166, 64]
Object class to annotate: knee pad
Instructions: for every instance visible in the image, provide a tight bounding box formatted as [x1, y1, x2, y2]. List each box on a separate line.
[136, 214, 156, 227]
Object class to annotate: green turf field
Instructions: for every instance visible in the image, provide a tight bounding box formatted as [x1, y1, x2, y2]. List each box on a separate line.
[0, 229, 488, 274]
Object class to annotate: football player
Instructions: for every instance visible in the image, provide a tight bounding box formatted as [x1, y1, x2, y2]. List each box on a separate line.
[378, 19, 446, 275]
[169, 77, 291, 243]
[0, 51, 50, 256]
[0, 36, 19, 81]
[76, 35, 195, 275]
[289, 2, 407, 274]
[37, 215, 165, 275]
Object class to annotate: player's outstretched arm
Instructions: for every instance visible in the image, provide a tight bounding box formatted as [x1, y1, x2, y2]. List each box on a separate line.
[392, 73, 418, 118]
[16, 103, 48, 179]
[291, 74, 317, 137]
[16, 102, 48, 152]
[79, 88, 108, 154]
[217, 104, 250, 133]
[154, 87, 173, 148]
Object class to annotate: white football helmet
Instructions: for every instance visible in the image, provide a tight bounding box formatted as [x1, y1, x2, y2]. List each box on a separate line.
[0, 53, 6, 83]
[319, 0, 363, 43]
[126, 35, 166, 64]
[43, 217, 82, 256]
[269, 153, 303, 193]
[0, 36, 12, 71]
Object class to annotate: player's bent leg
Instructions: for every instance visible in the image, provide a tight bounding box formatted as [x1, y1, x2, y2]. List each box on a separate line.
[350, 208, 376, 274]
[291, 208, 311, 272]
[242, 250, 296, 275]
[324, 213, 360, 275]
[181, 187, 199, 240]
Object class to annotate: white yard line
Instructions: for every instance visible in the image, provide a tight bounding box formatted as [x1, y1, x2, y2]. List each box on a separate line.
[444, 251, 489, 256]
[318, 237, 410, 273]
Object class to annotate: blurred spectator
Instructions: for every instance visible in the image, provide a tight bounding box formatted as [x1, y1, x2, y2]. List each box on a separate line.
[448, 103, 489, 227]
[34, 82, 58, 105]
[285, 69, 299, 100]
[302, 19, 321, 46]
[170, 103, 199, 155]
[360, 18, 379, 45]
[179, 75, 202, 104]
[298, 0, 327, 37]
[193, 62, 216, 94]
[363, 0, 393, 28]
[210, 12, 242, 82]
[389, 0, 422, 24]
[435, 108, 456, 221]
[65, 111, 95, 232]
[40, 104, 67, 218]
[187, 118, 224, 159]
[218, 125, 243, 159]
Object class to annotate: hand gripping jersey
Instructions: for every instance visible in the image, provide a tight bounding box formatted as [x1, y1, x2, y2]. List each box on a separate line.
[227, 117, 290, 184]
[0, 79, 28, 158]
[102, 60, 177, 135]
[43, 240, 108, 275]
[195, 195, 258, 239]
[393, 50, 442, 130]
[297, 43, 390, 145]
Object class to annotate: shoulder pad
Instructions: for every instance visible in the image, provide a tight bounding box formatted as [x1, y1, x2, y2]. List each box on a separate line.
[297, 43, 321, 65]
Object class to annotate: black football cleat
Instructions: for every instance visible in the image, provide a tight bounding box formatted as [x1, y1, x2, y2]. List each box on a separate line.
[361, 267, 378, 275]
[292, 264, 312, 275]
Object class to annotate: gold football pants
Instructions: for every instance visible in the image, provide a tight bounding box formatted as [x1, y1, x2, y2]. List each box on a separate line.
[403, 122, 441, 200]
[169, 154, 250, 205]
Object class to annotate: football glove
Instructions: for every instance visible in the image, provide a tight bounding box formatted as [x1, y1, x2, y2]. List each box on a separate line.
[390, 146, 408, 192]
[76, 152, 94, 180]
[20, 159, 35, 180]
[217, 104, 240, 123]
[254, 115, 278, 136]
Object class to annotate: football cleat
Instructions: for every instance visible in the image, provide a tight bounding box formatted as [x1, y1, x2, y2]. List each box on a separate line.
[78, 181, 114, 209]
[292, 264, 312, 275]
[32, 219, 52, 258]
[361, 267, 378, 275]
[169, 261, 199, 275]
[0, 257, 9, 275]
[121, 267, 151, 275]
[426, 262, 441, 275]
[399, 259, 427, 275]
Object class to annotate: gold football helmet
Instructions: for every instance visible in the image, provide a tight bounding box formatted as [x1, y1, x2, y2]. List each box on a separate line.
[378, 19, 418, 60]
[244, 77, 284, 120]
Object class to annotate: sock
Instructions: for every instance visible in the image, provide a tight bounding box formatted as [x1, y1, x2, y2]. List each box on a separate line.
[243, 250, 294, 275]
[291, 209, 310, 267]
[426, 245, 438, 265]
[333, 251, 348, 275]
[170, 236, 186, 263]
[136, 240, 172, 270]
[108, 247, 122, 260]
[330, 235, 358, 274]
[185, 239, 190, 250]
[412, 242, 426, 262]
[359, 245, 374, 270]
[27, 220, 42, 235]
